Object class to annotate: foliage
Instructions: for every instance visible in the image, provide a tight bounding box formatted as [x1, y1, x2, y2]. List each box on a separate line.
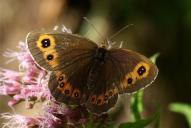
[169, 103, 191, 127]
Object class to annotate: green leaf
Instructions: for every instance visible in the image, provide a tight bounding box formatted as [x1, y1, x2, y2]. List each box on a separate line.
[150, 53, 160, 64]
[154, 111, 160, 128]
[169, 103, 191, 127]
[119, 110, 160, 128]
[130, 90, 144, 121]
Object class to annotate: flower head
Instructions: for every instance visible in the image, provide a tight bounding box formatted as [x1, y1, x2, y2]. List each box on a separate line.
[0, 26, 109, 128]
[1, 113, 41, 128]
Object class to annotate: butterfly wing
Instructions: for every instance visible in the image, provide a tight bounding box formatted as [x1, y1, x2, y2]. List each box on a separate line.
[48, 54, 93, 105]
[26, 31, 97, 71]
[109, 48, 158, 93]
[86, 55, 120, 114]
[86, 48, 158, 114]
[27, 31, 98, 105]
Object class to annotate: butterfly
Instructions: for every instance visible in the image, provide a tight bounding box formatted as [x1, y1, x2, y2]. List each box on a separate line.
[26, 29, 158, 114]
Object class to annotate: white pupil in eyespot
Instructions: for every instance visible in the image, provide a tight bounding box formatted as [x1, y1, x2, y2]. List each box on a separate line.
[41, 39, 50, 48]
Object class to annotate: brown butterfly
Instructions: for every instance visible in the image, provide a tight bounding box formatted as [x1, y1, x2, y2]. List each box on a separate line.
[26, 29, 158, 114]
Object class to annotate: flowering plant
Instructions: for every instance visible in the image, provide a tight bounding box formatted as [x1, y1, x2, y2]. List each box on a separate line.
[0, 26, 160, 128]
[0, 27, 111, 128]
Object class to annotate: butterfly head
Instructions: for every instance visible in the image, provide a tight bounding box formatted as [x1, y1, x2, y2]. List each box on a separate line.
[98, 38, 114, 50]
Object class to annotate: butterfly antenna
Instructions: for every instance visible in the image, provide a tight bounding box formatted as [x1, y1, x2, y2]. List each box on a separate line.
[83, 17, 106, 46]
[109, 24, 134, 40]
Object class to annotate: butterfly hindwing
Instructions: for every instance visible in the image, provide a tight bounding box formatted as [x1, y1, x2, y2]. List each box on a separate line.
[109, 48, 158, 93]
[85, 54, 121, 114]
[26, 31, 97, 71]
[87, 91, 118, 114]
[48, 50, 95, 105]
[85, 48, 158, 114]
[49, 71, 86, 105]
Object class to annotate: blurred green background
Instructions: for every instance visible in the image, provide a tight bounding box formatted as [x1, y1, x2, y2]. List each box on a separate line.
[0, 0, 191, 127]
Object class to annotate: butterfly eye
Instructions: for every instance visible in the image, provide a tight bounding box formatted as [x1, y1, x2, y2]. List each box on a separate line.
[127, 77, 133, 84]
[89, 95, 96, 104]
[47, 54, 54, 61]
[41, 39, 50, 48]
[125, 72, 136, 85]
[137, 66, 146, 76]
[64, 90, 70, 95]
[72, 89, 81, 98]
[59, 82, 65, 88]
[58, 76, 64, 81]
[74, 92, 79, 97]
[91, 97, 96, 102]
[96, 95, 105, 105]
[104, 95, 108, 101]
[60, 83, 72, 96]
[97, 99, 102, 105]
[133, 62, 150, 79]
[36, 35, 55, 52]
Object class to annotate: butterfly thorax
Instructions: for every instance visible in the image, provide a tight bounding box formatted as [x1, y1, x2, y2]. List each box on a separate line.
[94, 47, 107, 62]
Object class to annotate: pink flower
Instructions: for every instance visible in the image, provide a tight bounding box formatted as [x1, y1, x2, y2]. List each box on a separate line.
[0, 81, 21, 95]
[0, 26, 110, 128]
[8, 99, 20, 106]
[1, 113, 41, 128]
[0, 69, 20, 81]
[0, 42, 50, 108]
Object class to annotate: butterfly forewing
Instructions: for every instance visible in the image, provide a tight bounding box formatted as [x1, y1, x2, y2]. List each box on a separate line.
[27, 31, 98, 105]
[27, 31, 97, 71]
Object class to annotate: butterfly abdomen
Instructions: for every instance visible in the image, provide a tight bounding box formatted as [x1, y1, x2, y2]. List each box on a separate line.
[87, 47, 108, 89]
